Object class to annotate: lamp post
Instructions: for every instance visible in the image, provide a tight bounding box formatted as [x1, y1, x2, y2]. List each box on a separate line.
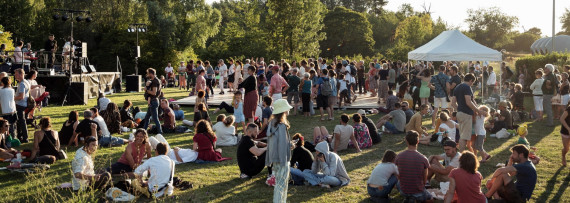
[128, 23, 147, 76]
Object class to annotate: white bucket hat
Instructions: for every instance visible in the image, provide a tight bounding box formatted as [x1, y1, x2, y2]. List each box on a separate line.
[272, 99, 293, 114]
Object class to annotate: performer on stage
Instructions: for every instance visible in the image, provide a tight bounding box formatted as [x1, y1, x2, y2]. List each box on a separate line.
[43, 34, 57, 69]
[61, 37, 73, 72]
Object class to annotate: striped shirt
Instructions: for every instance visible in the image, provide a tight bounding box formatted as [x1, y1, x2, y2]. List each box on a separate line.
[394, 150, 429, 194]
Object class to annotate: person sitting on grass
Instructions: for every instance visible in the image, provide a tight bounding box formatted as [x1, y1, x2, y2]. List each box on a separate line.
[378, 90, 400, 113]
[367, 150, 399, 201]
[376, 102, 406, 134]
[444, 151, 486, 203]
[402, 101, 415, 123]
[30, 117, 61, 164]
[299, 141, 350, 188]
[212, 115, 239, 146]
[100, 102, 122, 135]
[489, 101, 513, 134]
[357, 109, 381, 144]
[332, 114, 361, 153]
[194, 90, 208, 113]
[437, 112, 458, 142]
[59, 111, 80, 147]
[237, 123, 269, 179]
[289, 133, 314, 184]
[427, 140, 461, 184]
[120, 100, 138, 128]
[98, 92, 111, 112]
[72, 136, 111, 192]
[352, 113, 372, 149]
[129, 142, 175, 198]
[193, 103, 210, 123]
[148, 134, 197, 164]
[0, 119, 18, 160]
[150, 99, 177, 134]
[91, 108, 128, 147]
[405, 104, 430, 136]
[395, 130, 433, 202]
[193, 120, 231, 162]
[107, 128, 152, 175]
[172, 104, 185, 120]
[485, 144, 537, 202]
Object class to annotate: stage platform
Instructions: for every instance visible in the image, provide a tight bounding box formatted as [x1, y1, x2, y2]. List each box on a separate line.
[36, 72, 121, 104]
[172, 88, 383, 109]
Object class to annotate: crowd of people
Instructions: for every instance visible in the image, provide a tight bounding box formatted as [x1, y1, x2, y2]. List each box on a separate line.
[3, 55, 566, 202]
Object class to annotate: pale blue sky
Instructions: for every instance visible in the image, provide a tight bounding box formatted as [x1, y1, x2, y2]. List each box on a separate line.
[205, 0, 570, 36]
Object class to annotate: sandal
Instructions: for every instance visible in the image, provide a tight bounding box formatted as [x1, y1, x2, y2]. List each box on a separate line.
[481, 155, 492, 163]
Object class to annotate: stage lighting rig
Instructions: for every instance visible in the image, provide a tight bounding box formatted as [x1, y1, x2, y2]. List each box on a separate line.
[128, 23, 147, 75]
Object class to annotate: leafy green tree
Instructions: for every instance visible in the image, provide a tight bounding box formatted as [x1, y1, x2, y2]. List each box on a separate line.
[267, 0, 325, 59]
[465, 7, 519, 49]
[0, 25, 15, 51]
[320, 7, 374, 58]
[367, 11, 399, 51]
[562, 8, 570, 35]
[393, 14, 433, 48]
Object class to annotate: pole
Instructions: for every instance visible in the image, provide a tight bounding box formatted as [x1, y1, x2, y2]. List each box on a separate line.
[552, 0, 555, 52]
[135, 27, 139, 76]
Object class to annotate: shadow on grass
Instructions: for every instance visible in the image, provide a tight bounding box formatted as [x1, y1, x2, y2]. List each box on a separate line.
[536, 166, 566, 202]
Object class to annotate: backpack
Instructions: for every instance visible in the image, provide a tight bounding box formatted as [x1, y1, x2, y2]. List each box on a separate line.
[321, 78, 333, 96]
[349, 65, 357, 76]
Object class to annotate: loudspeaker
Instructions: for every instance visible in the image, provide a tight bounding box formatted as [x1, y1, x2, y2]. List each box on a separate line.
[126, 75, 142, 92]
[88, 65, 96, 73]
[66, 82, 88, 105]
[73, 65, 88, 74]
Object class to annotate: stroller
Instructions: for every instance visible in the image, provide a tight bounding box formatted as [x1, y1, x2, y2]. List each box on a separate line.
[25, 87, 50, 129]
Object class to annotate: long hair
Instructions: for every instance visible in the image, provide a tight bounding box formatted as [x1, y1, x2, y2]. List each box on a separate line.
[68, 111, 79, 123]
[196, 120, 216, 140]
[271, 112, 289, 128]
[459, 151, 479, 174]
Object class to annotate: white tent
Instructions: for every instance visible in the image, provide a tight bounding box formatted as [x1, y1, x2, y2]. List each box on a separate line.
[531, 35, 570, 54]
[408, 30, 502, 62]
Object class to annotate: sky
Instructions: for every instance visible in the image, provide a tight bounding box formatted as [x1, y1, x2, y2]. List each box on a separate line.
[205, 0, 570, 37]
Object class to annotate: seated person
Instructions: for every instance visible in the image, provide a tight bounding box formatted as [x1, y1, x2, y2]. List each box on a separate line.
[352, 113, 372, 149]
[120, 100, 138, 128]
[367, 150, 399, 201]
[71, 110, 101, 147]
[107, 129, 152, 174]
[297, 141, 350, 188]
[71, 137, 111, 191]
[437, 112, 458, 142]
[149, 134, 198, 164]
[378, 90, 400, 113]
[331, 114, 360, 153]
[60, 111, 80, 146]
[91, 108, 127, 147]
[193, 120, 231, 162]
[402, 101, 415, 123]
[395, 131, 433, 202]
[376, 102, 406, 134]
[444, 151, 487, 203]
[237, 123, 269, 179]
[289, 133, 314, 184]
[357, 109, 381, 144]
[257, 96, 273, 140]
[194, 90, 208, 113]
[150, 99, 177, 134]
[30, 117, 61, 164]
[97, 92, 111, 112]
[212, 115, 239, 146]
[129, 142, 175, 198]
[0, 119, 18, 160]
[173, 104, 184, 120]
[405, 104, 429, 136]
[489, 101, 513, 133]
[193, 103, 210, 123]
[100, 102, 121, 135]
[427, 140, 461, 184]
[212, 101, 235, 114]
[485, 144, 537, 202]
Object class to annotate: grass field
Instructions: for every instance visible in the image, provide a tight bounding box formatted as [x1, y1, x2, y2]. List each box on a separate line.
[0, 88, 569, 202]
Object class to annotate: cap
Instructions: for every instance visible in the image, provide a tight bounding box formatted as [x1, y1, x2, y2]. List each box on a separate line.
[357, 109, 366, 115]
[443, 140, 457, 148]
[272, 65, 280, 72]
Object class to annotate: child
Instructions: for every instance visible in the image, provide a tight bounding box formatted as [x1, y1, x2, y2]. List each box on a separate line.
[511, 84, 524, 111]
[232, 91, 246, 131]
[438, 112, 457, 142]
[160, 75, 167, 88]
[338, 74, 349, 110]
[194, 90, 208, 113]
[475, 105, 492, 162]
[261, 81, 269, 98]
[516, 125, 540, 164]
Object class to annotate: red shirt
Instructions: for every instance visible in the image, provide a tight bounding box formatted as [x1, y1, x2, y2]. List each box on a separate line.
[394, 150, 429, 194]
[270, 74, 288, 94]
[449, 168, 486, 203]
[193, 133, 231, 162]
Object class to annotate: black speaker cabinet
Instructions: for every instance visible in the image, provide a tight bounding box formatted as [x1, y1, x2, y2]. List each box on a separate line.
[67, 82, 88, 105]
[126, 75, 142, 92]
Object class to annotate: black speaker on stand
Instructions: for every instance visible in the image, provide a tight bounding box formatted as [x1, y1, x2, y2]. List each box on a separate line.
[65, 82, 88, 105]
[126, 75, 142, 92]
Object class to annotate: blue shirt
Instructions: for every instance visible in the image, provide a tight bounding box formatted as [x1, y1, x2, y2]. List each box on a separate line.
[174, 110, 184, 120]
[329, 77, 337, 96]
[316, 77, 325, 95]
[513, 161, 537, 200]
[302, 80, 312, 94]
[453, 83, 474, 115]
[16, 80, 29, 107]
[430, 72, 449, 98]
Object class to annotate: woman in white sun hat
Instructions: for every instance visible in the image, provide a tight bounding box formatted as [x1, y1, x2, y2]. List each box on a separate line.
[265, 99, 293, 203]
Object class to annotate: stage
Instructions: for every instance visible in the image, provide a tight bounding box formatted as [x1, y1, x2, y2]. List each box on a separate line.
[36, 72, 121, 104]
[172, 88, 382, 109]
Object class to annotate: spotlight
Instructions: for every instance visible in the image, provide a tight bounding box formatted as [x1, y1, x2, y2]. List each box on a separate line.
[52, 14, 60, 20]
[76, 16, 83, 22]
[85, 17, 92, 23]
[62, 14, 69, 21]
[141, 28, 146, 32]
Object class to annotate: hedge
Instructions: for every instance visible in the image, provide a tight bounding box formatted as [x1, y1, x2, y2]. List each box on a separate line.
[515, 52, 570, 89]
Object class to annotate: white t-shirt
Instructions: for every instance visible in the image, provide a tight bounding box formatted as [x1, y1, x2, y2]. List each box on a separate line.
[165, 66, 174, 74]
[0, 88, 16, 114]
[243, 64, 251, 78]
[332, 124, 354, 151]
[168, 149, 198, 164]
[93, 116, 111, 137]
[487, 72, 496, 85]
[72, 147, 94, 191]
[134, 155, 174, 198]
[98, 98, 111, 111]
[345, 73, 354, 84]
[219, 64, 228, 77]
[62, 42, 71, 56]
[439, 121, 457, 142]
[368, 162, 399, 186]
[338, 79, 348, 91]
[212, 122, 237, 146]
[440, 152, 461, 168]
[474, 115, 486, 136]
[228, 64, 235, 75]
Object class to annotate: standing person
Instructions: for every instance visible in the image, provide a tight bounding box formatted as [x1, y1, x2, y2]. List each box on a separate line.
[218, 59, 227, 95]
[368, 62, 378, 97]
[559, 102, 570, 166]
[300, 73, 312, 117]
[14, 68, 30, 143]
[234, 60, 243, 90]
[542, 64, 558, 126]
[444, 152, 486, 203]
[269, 65, 289, 101]
[44, 34, 57, 69]
[416, 68, 432, 108]
[451, 73, 483, 152]
[487, 66, 497, 96]
[265, 99, 293, 203]
[485, 145, 537, 202]
[227, 59, 235, 92]
[367, 150, 399, 201]
[328, 70, 338, 119]
[195, 70, 207, 96]
[164, 62, 174, 81]
[205, 61, 215, 96]
[178, 61, 187, 90]
[316, 69, 332, 121]
[286, 68, 301, 116]
[377, 63, 390, 104]
[431, 65, 450, 128]
[388, 63, 396, 90]
[530, 70, 544, 121]
[186, 60, 195, 92]
[0, 77, 16, 137]
[238, 65, 258, 123]
[448, 66, 462, 110]
[395, 131, 432, 202]
[232, 91, 246, 130]
[61, 38, 73, 72]
[142, 68, 163, 134]
[71, 137, 111, 191]
[357, 60, 366, 94]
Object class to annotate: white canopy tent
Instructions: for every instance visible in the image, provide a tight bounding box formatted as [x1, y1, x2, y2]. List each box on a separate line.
[408, 29, 502, 62]
[531, 35, 570, 55]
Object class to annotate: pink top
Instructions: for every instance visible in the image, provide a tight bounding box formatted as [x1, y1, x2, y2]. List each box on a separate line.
[118, 143, 147, 166]
[270, 74, 287, 94]
[196, 75, 206, 92]
[449, 168, 486, 203]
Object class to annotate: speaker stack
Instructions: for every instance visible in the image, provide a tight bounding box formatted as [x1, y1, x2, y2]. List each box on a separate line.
[126, 75, 142, 92]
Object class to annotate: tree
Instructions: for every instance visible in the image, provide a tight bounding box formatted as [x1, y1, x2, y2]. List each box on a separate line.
[320, 7, 375, 58]
[465, 7, 519, 49]
[367, 11, 399, 51]
[0, 25, 15, 51]
[393, 14, 433, 48]
[267, 0, 326, 59]
[562, 8, 570, 35]
[367, 0, 389, 16]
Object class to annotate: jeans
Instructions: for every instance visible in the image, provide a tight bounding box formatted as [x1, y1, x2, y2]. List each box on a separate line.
[543, 94, 553, 125]
[206, 78, 214, 95]
[290, 168, 306, 185]
[142, 99, 162, 134]
[16, 105, 28, 141]
[302, 170, 342, 186]
[273, 163, 290, 203]
[358, 77, 365, 93]
[397, 182, 433, 202]
[98, 136, 125, 147]
[367, 174, 398, 198]
[384, 122, 403, 134]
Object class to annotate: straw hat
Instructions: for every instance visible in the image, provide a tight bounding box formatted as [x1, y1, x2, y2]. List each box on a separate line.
[272, 99, 293, 114]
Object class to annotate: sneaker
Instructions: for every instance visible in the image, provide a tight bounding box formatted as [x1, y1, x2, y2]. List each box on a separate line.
[240, 173, 251, 179]
[352, 95, 357, 103]
[184, 129, 193, 133]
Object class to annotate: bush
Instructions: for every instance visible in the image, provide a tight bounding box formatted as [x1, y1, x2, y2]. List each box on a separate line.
[515, 52, 570, 89]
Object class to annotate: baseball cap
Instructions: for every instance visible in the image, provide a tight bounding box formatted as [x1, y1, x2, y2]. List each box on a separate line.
[443, 140, 457, 148]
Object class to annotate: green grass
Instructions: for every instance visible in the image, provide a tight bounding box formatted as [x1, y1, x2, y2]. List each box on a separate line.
[1, 88, 569, 202]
